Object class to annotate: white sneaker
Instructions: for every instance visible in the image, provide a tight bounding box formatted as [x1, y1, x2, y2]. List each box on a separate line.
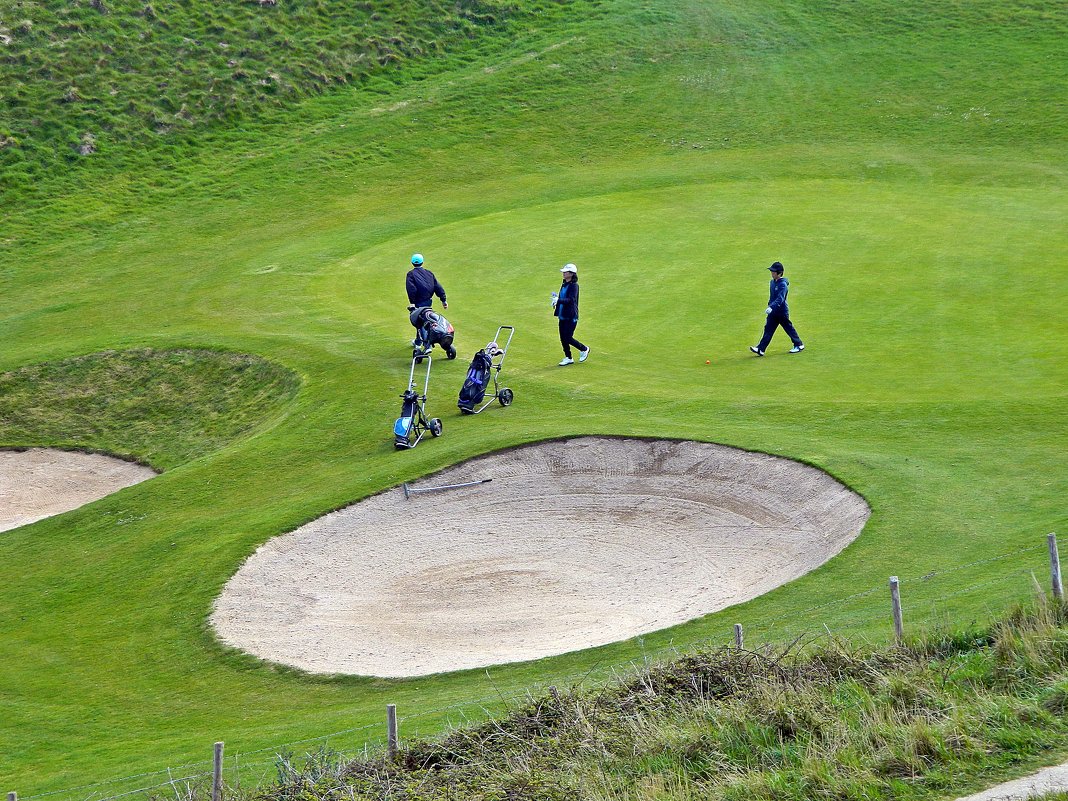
[790, 344, 805, 353]
[558, 357, 574, 366]
[749, 346, 765, 356]
[578, 348, 591, 363]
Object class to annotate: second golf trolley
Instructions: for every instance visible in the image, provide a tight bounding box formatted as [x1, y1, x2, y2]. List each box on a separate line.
[394, 354, 443, 450]
[457, 325, 516, 414]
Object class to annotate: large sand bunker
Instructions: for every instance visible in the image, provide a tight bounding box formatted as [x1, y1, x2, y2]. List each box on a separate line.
[213, 438, 869, 677]
[0, 448, 156, 533]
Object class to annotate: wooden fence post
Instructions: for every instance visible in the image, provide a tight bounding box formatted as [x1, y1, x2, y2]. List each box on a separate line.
[733, 623, 744, 650]
[1050, 533, 1063, 601]
[212, 742, 224, 801]
[890, 576, 904, 643]
[386, 704, 399, 760]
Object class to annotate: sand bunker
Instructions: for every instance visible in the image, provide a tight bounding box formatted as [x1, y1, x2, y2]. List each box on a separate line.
[213, 437, 869, 677]
[0, 448, 156, 533]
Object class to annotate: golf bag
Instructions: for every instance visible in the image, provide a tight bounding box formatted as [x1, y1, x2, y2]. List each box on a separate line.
[457, 350, 493, 412]
[394, 390, 420, 442]
[409, 306, 456, 360]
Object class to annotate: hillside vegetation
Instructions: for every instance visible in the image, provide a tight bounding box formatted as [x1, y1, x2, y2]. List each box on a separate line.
[253, 600, 1068, 800]
[0, 0, 595, 186]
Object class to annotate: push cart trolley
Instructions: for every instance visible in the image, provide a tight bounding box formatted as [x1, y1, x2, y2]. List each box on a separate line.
[394, 354, 443, 449]
[458, 325, 515, 415]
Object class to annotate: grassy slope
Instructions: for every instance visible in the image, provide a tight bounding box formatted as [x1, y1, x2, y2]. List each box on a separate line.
[265, 604, 1068, 800]
[0, 0, 1066, 795]
[0, 0, 590, 183]
[0, 349, 300, 469]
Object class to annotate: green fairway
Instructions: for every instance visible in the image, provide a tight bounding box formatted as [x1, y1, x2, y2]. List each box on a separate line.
[0, 0, 1066, 795]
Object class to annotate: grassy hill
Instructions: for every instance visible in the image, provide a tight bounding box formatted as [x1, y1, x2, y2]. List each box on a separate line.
[0, 0, 596, 186]
[0, 0, 1065, 797]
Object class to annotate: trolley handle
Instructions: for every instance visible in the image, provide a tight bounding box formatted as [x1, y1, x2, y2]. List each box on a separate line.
[492, 325, 515, 369]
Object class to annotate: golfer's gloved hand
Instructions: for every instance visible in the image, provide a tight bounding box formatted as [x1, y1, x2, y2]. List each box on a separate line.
[765, 306, 773, 315]
[443, 301, 448, 309]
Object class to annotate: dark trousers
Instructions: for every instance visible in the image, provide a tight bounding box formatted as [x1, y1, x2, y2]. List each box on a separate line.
[558, 319, 586, 358]
[758, 312, 802, 351]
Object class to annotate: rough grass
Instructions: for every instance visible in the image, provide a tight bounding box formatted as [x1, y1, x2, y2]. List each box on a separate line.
[0, 348, 300, 469]
[238, 599, 1068, 801]
[0, 0, 598, 185]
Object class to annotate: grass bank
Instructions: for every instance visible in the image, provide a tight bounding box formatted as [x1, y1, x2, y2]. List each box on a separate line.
[245, 599, 1068, 800]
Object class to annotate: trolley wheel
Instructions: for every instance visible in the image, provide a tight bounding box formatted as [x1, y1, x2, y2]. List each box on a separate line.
[413, 354, 424, 365]
[498, 388, 514, 407]
[446, 346, 457, 360]
[429, 418, 443, 437]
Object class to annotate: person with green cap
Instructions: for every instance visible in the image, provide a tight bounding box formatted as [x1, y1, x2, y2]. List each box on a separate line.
[750, 261, 804, 356]
[405, 253, 448, 353]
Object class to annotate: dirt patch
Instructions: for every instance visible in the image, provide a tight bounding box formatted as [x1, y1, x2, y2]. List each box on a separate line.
[0, 448, 156, 532]
[212, 438, 870, 677]
[955, 760, 1068, 800]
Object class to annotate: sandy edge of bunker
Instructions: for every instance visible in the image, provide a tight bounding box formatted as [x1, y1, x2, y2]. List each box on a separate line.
[0, 447, 157, 533]
[212, 437, 870, 678]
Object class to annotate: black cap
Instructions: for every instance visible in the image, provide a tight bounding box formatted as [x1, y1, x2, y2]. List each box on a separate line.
[768, 261, 784, 273]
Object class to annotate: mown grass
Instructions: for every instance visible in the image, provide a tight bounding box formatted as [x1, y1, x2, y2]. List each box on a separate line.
[0, 348, 299, 469]
[0, 0, 1065, 796]
[226, 599, 1068, 800]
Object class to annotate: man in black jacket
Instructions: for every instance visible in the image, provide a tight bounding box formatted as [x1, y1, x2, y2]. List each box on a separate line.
[406, 253, 447, 352]
[405, 253, 448, 309]
[750, 261, 804, 356]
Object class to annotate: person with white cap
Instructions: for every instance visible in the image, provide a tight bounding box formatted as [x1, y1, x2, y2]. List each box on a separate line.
[551, 263, 590, 366]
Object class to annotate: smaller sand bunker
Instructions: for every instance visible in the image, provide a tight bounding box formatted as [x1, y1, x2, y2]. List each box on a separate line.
[0, 448, 156, 533]
[213, 438, 870, 677]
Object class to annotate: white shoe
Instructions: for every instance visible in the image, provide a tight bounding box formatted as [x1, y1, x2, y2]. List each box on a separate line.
[578, 348, 591, 363]
[749, 346, 765, 356]
[790, 344, 805, 353]
[558, 357, 574, 366]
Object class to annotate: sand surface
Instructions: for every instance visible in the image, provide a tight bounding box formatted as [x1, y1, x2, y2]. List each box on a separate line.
[0, 448, 156, 532]
[212, 437, 870, 677]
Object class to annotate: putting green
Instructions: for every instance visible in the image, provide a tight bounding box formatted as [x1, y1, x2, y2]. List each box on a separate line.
[318, 177, 1065, 404]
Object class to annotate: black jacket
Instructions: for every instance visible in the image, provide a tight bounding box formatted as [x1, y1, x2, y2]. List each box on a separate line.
[554, 280, 579, 321]
[406, 267, 446, 307]
[767, 277, 790, 315]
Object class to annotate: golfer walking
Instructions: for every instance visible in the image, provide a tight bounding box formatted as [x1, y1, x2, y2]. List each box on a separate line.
[750, 261, 804, 356]
[406, 253, 448, 352]
[552, 263, 591, 366]
[405, 253, 447, 309]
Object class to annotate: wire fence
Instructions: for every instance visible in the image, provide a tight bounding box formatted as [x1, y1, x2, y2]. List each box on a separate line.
[12, 536, 1062, 801]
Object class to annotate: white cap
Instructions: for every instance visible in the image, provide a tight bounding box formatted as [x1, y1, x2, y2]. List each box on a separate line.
[561, 263, 577, 273]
